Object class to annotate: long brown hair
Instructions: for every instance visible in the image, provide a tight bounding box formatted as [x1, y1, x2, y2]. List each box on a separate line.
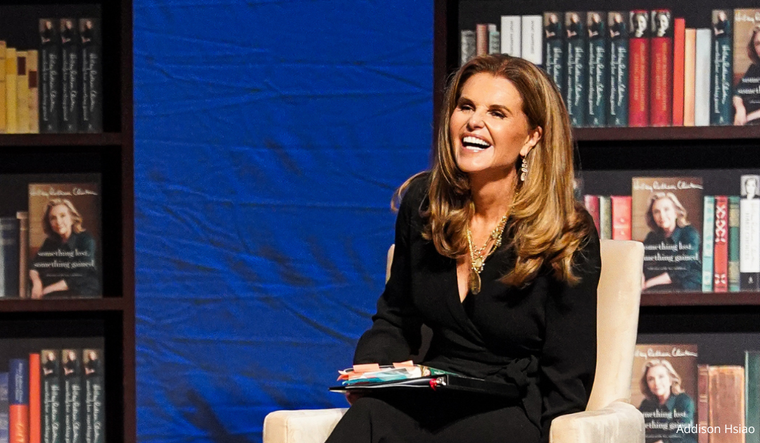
[395, 54, 592, 287]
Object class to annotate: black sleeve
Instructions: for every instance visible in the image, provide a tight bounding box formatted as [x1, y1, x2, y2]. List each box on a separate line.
[65, 233, 100, 296]
[539, 222, 601, 441]
[667, 227, 701, 289]
[353, 178, 426, 365]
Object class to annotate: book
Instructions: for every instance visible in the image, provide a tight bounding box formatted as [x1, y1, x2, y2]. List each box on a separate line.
[746, 352, 760, 443]
[629, 10, 650, 127]
[694, 29, 711, 126]
[673, 18, 686, 126]
[708, 366, 745, 443]
[521, 15, 543, 67]
[0, 217, 19, 297]
[0, 41, 5, 133]
[728, 196, 741, 292]
[684, 28, 697, 126]
[609, 11, 629, 127]
[28, 183, 101, 298]
[702, 196, 715, 292]
[475, 24, 488, 56]
[698, 364, 709, 443]
[741, 175, 760, 290]
[29, 354, 40, 443]
[39, 19, 61, 133]
[487, 24, 499, 55]
[732, 10, 760, 126]
[543, 12, 564, 94]
[62, 350, 82, 443]
[632, 177, 703, 292]
[714, 196, 729, 293]
[15, 52, 28, 135]
[0, 372, 8, 443]
[599, 195, 612, 239]
[41, 350, 61, 443]
[460, 30, 475, 66]
[500, 16, 521, 57]
[10, 359, 28, 443]
[6, 48, 17, 134]
[17, 212, 28, 299]
[27, 50, 38, 134]
[82, 350, 102, 443]
[611, 195, 632, 240]
[60, 19, 79, 134]
[584, 195, 600, 234]
[586, 12, 607, 127]
[565, 12, 586, 127]
[711, 10, 733, 126]
[79, 18, 101, 133]
[631, 344, 698, 443]
[649, 10, 672, 126]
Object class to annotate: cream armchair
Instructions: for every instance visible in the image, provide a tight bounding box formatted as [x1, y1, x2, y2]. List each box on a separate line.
[263, 240, 645, 443]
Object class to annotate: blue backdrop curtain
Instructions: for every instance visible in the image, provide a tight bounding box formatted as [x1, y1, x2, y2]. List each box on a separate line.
[133, 1, 433, 441]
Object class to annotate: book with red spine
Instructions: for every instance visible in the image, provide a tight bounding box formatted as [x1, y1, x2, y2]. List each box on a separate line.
[584, 195, 600, 234]
[611, 195, 632, 240]
[672, 18, 686, 126]
[714, 195, 729, 293]
[28, 354, 39, 443]
[649, 10, 672, 126]
[476, 24, 488, 56]
[628, 10, 650, 126]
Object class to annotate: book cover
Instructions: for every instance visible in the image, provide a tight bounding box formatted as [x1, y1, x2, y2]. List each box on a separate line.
[694, 29, 711, 126]
[584, 195, 600, 234]
[29, 354, 40, 443]
[500, 16, 521, 56]
[0, 372, 9, 443]
[702, 196, 715, 292]
[650, 10, 673, 126]
[544, 12, 564, 94]
[6, 47, 17, 134]
[732, 9, 760, 126]
[62, 350, 82, 443]
[632, 177, 703, 292]
[475, 24, 488, 56]
[599, 195, 612, 240]
[684, 29, 697, 126]
[611, 195, 632, 240]
[0, 41, 5, 133]
[28, 50, 38, 134]
[28, 183, 101, 298]
[0, 217, 19, 297]
[629, 10, 650, 127]
[60, 19, 79, 134]
[728, 196, 741, 292]
[673, 18, 686, 126]
[16, 212, 28, 299]
[521, 15, 543, 67]
[9, 359, 28, 443]
[41, 350, 61, 443]
[39, 19, 61, 133]
[586, 12, 607, 127]
[746, 352, 760, 443]
[82, 350, 102, 443]
[711, 10, 733, 125]
[714, 196, 729, 293]
[15, 52, 28, 135]
[740, 175, 760, 290]
[565, 12, 586, 127]
[708, 366, 745, 443]
[632, 344, 698, 443]
[609, 11, 629, 127]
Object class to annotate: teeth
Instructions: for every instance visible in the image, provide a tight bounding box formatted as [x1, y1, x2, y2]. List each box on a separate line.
[462, 136, 491, 148]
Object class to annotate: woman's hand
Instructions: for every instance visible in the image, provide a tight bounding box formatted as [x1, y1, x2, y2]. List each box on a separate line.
[735, 97, 747, 125]
[31, 283, 43, 299]
[344, 391, 365, 406]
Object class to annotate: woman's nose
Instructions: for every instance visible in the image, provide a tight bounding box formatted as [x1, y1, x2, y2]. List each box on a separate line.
[467, 111, 485, 129]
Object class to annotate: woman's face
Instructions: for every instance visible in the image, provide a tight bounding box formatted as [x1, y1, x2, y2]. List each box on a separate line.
[48, 204, 73, 239]
[753, 31, 760, 58]
[658, 14, 668, 31]
[450, 73, 537, 180]
[636, 15, 647, 31]
[646, 365, 673, 401]
[651, 198, 677, 234]
[747, 178, 758, 197]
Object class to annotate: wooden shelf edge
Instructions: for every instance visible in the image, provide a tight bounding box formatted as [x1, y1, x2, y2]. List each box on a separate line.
[0, 297, 126, 312]
[0, 133, 121, 147]
[641, 292, 760, 306]
[574, 126, 760, 141]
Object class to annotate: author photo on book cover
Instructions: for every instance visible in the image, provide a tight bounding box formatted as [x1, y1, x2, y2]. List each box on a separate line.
[734, 24, 760, 125]
[638, 359, 697, 443]
[325, 54, 600, 443]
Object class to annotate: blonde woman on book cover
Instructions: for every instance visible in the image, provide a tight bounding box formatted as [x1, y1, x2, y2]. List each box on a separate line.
[638, 359, 696, 443]
[734, 25, 760, 125]
[326, 54, 601, 443]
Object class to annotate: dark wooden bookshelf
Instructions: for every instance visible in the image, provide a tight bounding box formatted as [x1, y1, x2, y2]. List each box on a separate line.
[642, 292, 760, 306]
[0, 1, 134, 443]
[573, 126, 760, 141]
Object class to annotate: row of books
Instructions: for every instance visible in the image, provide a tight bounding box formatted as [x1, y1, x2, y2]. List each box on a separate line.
[461, 8, 760, 128]
[0, 348, 104, 443]
[0, 17, 102, 134]
[582, 175, 760, 293]
[632, 344, 758, 443]
[0, 181, 101, 299]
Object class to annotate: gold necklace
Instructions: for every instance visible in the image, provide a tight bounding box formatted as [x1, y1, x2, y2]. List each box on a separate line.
[466, 213, 509, 294]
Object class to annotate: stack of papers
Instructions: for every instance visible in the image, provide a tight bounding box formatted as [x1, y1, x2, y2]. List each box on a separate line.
[337, 361, 455, 385]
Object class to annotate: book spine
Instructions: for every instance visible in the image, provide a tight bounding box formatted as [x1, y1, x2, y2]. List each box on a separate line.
[16, 212, 28, 299]
[586, 12, 607, 127]
[711, 10, 733, 125]
[0, 372, 9, 443]
[487, 24, 500, 54]
[694, 29, 712, 126]
[741, 180, 760, 290]
[0, 42, 6, 133]
[9, 359, 28, 443]
[39, 19, 61, 134]
[83, 350, 102, 443]
[628, 10, 650, 127]
[27, 51, 38, 134]
[714, 196, 729, 293]
[599, 195, 612, 240]
[608, 12, 629, 127]
[729, 196, 741, 292]
[15, 53, 28, 134]
[673, 18, 686, 126]
[41, 350, 61, 443]
[521, 16, 543, 67]
[6, 48, 17, 134]
[80, 19, 101, 133]
[649, 10, 672, 126]
[684, 29, 697, 126]
[611, 195, 631, 240]
[699, 364, 709, 443]
[62, 351, 82, 443]
[746, 352, 760, 443]
[565, 12, 587, 127]
[703, 196, 715, 292]
[500, 16, 521, 56]
[460, 30, 475, 66]
[476, 24, 488, 56]
[544, 12, 564, 95]
[584, 195, 600, 233]
[708, 366, 745, 443]
[0, 218, 19, 298]
[29, 355, 40, 443]
[61, 19, 79, 134]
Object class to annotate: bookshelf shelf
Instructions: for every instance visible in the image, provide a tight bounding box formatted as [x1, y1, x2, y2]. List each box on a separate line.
[0, 298, 127, 312]
[0, 133, 122, 147]
[573, 126, 760, 142]
[641, 292, 760, 307]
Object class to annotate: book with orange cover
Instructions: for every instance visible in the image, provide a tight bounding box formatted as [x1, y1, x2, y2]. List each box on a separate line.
[684, 29, 696, 126]
[714, 196, 729, 293]
[28, 354, 39, 443]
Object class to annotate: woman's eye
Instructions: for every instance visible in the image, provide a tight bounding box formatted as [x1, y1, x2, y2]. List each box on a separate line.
[491, 111, 505, 118]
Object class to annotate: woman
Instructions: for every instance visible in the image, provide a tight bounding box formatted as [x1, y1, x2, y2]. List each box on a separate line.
[642, 193, 701, 291]
[327, 54, 600, 443]
[638, 360, 696, 443]
[29, 199, 99, 298]
[734, 26, 760, 125]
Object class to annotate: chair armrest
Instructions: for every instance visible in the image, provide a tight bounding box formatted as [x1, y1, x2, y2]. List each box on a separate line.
[550, 402, 645, 443]
[263, 408, 348, 443]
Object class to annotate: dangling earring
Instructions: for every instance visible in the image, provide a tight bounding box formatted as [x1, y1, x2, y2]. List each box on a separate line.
[520, 154, 529, 182]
